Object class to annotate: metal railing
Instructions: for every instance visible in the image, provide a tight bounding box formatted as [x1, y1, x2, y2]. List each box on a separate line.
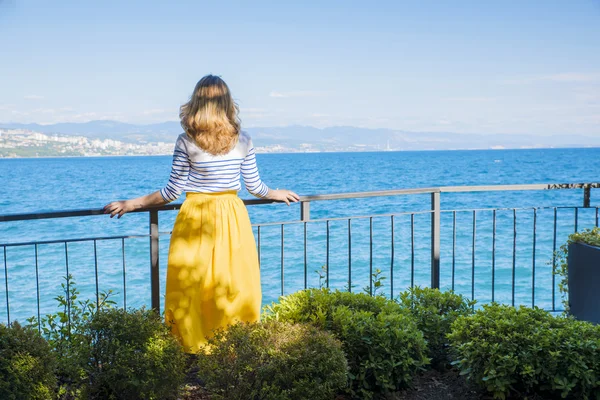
[1, 182, 598, 327]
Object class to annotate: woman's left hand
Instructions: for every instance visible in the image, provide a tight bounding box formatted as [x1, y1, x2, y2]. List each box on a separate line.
[268, 189, 300, 206]
[103, 200, 135, 218]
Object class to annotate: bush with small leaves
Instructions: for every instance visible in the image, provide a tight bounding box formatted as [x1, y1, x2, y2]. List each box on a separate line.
[197, 320, 348, 400]
[264, 289, 428, 399]
[399, 286, 475, 369]
[0, 321, 57, 400]
[27, 274, 116, 397]
[81, 308, 186, 400]
[449, 303, 600, 400]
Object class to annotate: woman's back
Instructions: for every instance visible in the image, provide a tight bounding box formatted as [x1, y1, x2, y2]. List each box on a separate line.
[160, 131, 269, 202]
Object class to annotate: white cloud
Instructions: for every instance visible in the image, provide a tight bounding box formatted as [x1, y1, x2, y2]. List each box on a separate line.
[24, 94, 44, 100]
[32, 108, 57, 114]
[269, 90, 326, 98]
[543, 73, 600, 83]
[141, 109, 169, 116]
[445, 97, 495, 103]
[503, 72, 600, 85]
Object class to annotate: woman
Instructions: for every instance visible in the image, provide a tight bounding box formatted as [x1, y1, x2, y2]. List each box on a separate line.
[104, 75, 299, 353]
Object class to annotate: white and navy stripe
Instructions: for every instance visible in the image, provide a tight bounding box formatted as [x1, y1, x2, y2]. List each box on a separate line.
[160, 132, 270, 202]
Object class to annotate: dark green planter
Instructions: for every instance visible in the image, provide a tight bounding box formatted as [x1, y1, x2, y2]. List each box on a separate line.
[568, 242, 600, 324]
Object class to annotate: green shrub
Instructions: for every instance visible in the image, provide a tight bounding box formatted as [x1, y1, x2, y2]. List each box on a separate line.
[197, 320, 348, 400]
[264, 289, 428, 399]
[0, 321, 57, 400]
[81, 308, 186, 400]
[448, 303, 600, 400]
[399, 286, 475, 369]
[553, 227, 600, 311]
[27, 275, 115, 398]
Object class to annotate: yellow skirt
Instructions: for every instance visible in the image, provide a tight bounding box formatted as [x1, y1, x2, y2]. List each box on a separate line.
[164, 191, 261, 353]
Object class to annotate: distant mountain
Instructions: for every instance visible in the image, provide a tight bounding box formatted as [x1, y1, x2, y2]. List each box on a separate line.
[247, 125, 600, 150]
[0, 120, 182, 143]
[2, 121, 599, 150]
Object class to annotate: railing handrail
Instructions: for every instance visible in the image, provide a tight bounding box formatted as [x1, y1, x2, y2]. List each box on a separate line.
[1, 182, 598, 223]
[1, 181, 599, 321]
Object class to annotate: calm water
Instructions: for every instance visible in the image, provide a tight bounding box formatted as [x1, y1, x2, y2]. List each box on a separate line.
[1, 148, 600, 323]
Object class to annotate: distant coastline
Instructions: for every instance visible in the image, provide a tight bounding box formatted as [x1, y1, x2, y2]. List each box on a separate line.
[2, 121, 600, 158]
[2, 146, 599, 160]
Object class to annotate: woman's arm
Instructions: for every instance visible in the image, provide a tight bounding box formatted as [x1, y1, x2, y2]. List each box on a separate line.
[241, 139, 300, 205]
[104, 136, 190, 218]
[103, 191, 167, 218]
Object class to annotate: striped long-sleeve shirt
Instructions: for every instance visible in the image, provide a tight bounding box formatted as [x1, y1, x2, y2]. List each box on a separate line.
[159, 132, 270, 202]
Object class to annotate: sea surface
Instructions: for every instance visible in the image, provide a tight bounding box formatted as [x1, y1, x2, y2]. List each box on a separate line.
[1, 148, 600, 324]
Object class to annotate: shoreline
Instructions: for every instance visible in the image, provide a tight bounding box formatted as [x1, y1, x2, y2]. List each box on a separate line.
[1, 145, 599, 160]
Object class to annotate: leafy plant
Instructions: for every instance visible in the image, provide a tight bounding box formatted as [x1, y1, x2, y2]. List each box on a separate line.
[363, 268, 386, 296]
[448, 303, 600, 400]
[264, 288, 428, 399]
[82, 307, 186, 400]
[26, 274, 116, 396]
[0, 321, 57, 400]
[315, 264, 328, 288]
[399, 286, 475, 369]
[552, 227, 600, 311]
[197, 320, 348, 400]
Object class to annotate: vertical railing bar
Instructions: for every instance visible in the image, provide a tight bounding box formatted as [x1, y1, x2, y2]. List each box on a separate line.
[3, 246, 9, 326]
[281, 224, 284, 296]
[411, 214, 415, 289]
[471, 210, 476, 306]
[596, 207, 599, 227]
[492, 209, 496, 303]
[303, 222, 307, 290]
[512, 209, 517, 307]
[574, 207, 578, 233]
[552, 208, 557, 311]
[149, 210, 160, 313]
[326, 220, 330, 289]
[257, 226, 261, 268]
[122, 238, 127, 310]
[390, 215, 394, 299]
[300, 201, 310, 222]
[452, 211, 456, 292]
[35, 244, 41, 332]
[64, 242, 71, 334]
[532, 208, 537, 308]
[369, 217, 373, 296]
[431, 192, 441, 289]
[348, 219, 352, 292]
[583, 186, 591, 208]
[94, 239, 99, 310]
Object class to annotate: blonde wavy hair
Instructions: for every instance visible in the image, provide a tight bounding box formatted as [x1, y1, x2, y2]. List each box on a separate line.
[180, 75, 241, 155]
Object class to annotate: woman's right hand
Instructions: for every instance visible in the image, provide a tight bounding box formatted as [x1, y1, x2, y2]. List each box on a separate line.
[267, 189, 300, 206]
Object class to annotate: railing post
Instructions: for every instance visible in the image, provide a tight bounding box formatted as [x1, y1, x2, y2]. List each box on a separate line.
[584, 186, 591, 208]
[431, 192, 441, 289]
[300, 201, 310, 221]
[149, 210, 160, 313]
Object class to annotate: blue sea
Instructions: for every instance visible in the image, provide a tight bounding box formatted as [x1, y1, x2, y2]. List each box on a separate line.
[1, 148, 600, 324]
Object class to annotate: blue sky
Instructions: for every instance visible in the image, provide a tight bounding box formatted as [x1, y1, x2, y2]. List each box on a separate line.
[1, 0, 599, 135]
